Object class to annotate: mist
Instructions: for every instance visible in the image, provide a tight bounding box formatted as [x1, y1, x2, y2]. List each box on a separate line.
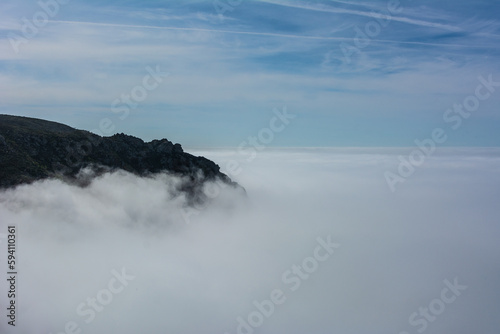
[1, 148, 499, 334]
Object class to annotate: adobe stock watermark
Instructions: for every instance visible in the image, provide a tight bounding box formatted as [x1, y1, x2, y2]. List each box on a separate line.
[181, 106, 296, 224]
[236, 106, 296, 164]
[224, 235, 340, 334]
[339, 0, 404, 65]
[92, 65, 169, 136]
[213, 0, 243, 23]
[8, 0, 70, 54]
[385, 74, 500, 192]
[398, 277, 467, 334]
[48, 267, 135, 334]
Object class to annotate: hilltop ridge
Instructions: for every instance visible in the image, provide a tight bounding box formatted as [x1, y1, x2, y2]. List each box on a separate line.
[0, 114, 241, 202]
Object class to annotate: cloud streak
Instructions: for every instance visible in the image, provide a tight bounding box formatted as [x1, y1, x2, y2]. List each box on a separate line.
[260, 0, 462, 31]
[38, 19, 480, 49]
[51, 19, 352, 41]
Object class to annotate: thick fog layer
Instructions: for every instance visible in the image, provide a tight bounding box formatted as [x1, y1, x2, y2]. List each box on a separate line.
[1, 148, 499, 334]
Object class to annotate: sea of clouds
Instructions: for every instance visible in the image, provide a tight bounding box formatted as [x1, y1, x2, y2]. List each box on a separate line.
[0, 148, 499, 334]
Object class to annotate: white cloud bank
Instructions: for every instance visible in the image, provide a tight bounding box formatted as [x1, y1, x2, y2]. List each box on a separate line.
[0, 148, 499, 334]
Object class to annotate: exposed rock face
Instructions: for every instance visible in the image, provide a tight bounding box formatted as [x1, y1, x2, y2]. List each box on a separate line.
[0, 114, 240, 202]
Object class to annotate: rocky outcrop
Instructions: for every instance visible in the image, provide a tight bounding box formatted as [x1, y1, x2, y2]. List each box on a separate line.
[0, 114, 241, 202]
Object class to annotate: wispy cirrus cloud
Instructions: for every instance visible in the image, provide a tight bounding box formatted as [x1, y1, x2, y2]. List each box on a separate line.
[0, 0, 499, 146]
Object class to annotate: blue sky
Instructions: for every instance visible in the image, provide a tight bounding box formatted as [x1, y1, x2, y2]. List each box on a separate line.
[1, 0, 499, 147]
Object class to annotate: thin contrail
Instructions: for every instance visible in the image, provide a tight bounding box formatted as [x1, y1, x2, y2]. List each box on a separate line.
[51, 20, 352, 41]
[49, 20, 481, 49]
[260, 0, 462, 32]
